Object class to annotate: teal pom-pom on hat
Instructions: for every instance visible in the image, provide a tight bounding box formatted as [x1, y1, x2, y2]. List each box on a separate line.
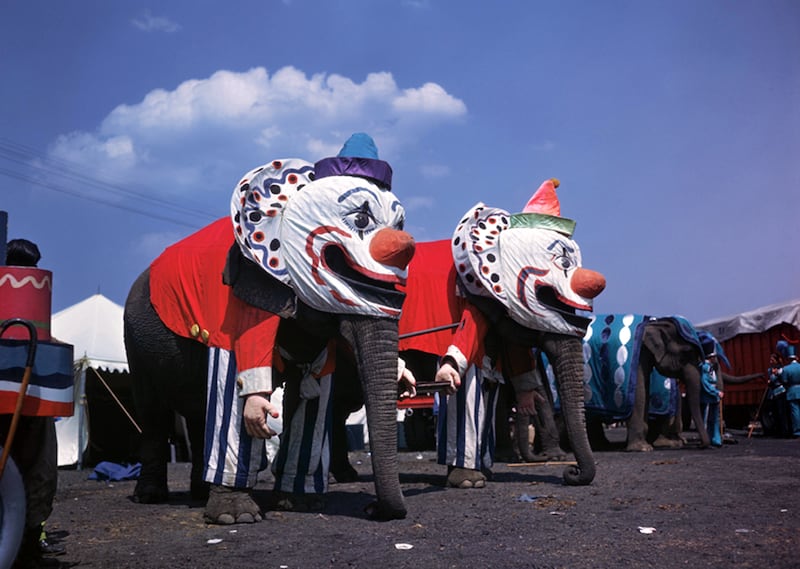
[337, 132, 379, 159]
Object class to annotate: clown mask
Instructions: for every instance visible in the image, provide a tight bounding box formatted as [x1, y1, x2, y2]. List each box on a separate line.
[452, 179, 605, 336]
[280, 175, 412, 318]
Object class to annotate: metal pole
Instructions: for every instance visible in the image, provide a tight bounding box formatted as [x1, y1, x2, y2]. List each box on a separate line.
[399, 322, 459, 340]
[0, 210, 7, 265]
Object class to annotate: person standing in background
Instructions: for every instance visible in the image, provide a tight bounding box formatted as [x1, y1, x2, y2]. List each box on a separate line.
[2, 238, 64, 568]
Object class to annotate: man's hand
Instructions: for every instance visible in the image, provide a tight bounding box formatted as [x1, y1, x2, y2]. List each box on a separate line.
[398, 358, 417, 399]
[243, 393, 280, 439]
[435, 362, 461, 395]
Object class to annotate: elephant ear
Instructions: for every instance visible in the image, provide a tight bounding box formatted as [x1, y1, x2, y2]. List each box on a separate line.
[641, 318, 703, 372]
[230, 158, 315, 285]
[223, 244, 297, 317]
[451, 202, 511, 301]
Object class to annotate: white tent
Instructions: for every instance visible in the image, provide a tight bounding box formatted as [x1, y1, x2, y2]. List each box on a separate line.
[51, 294, 132, 467]
[695, 299, 800, 342]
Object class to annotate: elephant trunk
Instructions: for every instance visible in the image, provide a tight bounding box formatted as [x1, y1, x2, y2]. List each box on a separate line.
[542, 333, 596, 485]
[339, 315, 407, 520]
[721, 371, 763, 385]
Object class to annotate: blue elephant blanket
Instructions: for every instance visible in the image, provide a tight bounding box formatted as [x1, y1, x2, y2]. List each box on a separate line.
[545, 314, 691, 420]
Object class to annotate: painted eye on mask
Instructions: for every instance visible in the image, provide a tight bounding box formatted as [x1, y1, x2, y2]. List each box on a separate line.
[549, 242, 576, 275]
[554, 253, 573, 270]
[343, 200, 379, 239]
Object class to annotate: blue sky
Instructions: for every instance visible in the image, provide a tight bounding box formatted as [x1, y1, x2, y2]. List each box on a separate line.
[2, 0, 798, 326]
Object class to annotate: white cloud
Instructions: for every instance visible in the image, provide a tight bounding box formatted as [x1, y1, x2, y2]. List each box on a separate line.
[420, 164, 450, 179]
[49, 132, 137, 179]
[402, 0, 432, 9]
[131, 11, 181, 33]
[404, 196, 436, 211]
[48, 66, 467, 198]
[533, 140, 556, 152]
[393, 83, 467, 116]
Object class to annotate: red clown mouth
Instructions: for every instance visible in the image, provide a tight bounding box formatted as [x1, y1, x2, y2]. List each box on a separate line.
[321, 245, 406, 311]
[304, 226, 406, 312]
[534, 285, 592, 330]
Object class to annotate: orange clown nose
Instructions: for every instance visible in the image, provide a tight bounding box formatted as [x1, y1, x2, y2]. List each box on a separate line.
[570, 268, 606, 299]
[369, 227, 416, 269]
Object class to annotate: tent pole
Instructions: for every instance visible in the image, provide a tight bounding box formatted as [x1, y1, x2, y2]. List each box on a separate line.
[76, 362, 87, 471]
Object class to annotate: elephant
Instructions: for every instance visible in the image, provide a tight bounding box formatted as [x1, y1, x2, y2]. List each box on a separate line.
[511, 367, 568, 463]
[544, 314, 759, 452]
[397, 179, 607, 487]
[123, 134, 416, 522]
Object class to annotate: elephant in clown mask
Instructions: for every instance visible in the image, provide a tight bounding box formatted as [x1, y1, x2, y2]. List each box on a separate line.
[397, 179, 606, 488]
[123, 134, 416, 523]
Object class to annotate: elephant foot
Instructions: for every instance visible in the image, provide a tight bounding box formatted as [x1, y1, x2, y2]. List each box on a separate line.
[517, 448, 537, 463]
[651, 435, 684, 449]
[132, 479, 169, 504]
[271, 490, 327, 513]
[365, 500, 407, 521]
[330, 462, 359, 483]
[447, 466, 486, 489]
[203, 485, 262, 525]
[534, 448, 569, 462]
[625, 440, 654, 452]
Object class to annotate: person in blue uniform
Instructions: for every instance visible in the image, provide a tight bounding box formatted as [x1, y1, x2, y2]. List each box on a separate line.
[766, 352, 789, 437]
[699, 353, 724, 447]
[779, 346, 800, 438]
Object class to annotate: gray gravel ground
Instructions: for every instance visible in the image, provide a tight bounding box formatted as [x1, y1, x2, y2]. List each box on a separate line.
[43, 428, 799, 569]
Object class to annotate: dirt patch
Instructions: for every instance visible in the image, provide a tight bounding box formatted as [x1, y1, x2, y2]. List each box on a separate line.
[42, 429, 799, 569]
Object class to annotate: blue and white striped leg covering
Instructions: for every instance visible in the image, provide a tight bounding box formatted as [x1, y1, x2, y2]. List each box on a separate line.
[204, 347, 267, 488]
[437, 364, 499, 471]
[272, 372, 333, 495]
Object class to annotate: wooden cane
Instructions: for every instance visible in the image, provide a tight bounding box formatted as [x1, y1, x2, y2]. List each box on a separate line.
[748, 386, 770, 439]
[0, 318, 38, 480]
[507, 461, 578, 468]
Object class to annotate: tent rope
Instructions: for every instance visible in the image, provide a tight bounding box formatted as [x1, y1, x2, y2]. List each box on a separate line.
[90, 367, 142, 434]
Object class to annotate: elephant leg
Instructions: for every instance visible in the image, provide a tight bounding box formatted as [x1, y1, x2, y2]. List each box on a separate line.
[329, 354, 362, 484]
[184, 413, 209, 501]
[493, 383, 516, 462]
[202, 348, 265, 524]
[626, 355, 654, 452]
[329, 411, 358, 483]
[585, 415, 614, 451]
[132, 403, 171, 503]
[271, 360, 332, 512]
[515, 413, 537, 462]
[532, 383, 567, 460]
[126, 268, 210, 503]
[437, 366, 498, 488]
[204, 485, 261, 525]
[649, 414, 683, 449]
[130, 360, 170, 504]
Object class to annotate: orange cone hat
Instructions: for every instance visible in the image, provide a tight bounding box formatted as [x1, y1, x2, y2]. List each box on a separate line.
[522, 178, 561, 216]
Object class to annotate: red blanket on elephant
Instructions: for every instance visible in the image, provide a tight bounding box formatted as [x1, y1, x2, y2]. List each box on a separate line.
[398, 240, 488, 366]
[398, 240, 460, 355]
[149, 217, 280, 375]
